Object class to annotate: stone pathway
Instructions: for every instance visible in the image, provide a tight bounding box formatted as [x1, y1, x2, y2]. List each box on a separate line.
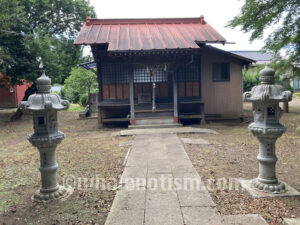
[105, 133, 268, 225]
[105, 133, 221, 225]
[111, 127, 218, 137]
[181, 137, 210, 145]
[283, 218, 300, 225]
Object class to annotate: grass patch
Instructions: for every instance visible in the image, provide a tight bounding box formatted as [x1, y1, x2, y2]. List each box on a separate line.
[296, 126, 300, 134]
[293, 92, 300, 99]
[68, 103, 84, 112]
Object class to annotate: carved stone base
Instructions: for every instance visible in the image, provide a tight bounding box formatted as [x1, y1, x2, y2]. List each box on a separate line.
[33, 185, 73, 202]
[252, 178, 286, 194]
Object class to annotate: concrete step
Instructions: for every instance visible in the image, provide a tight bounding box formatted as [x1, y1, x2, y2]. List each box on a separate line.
[135, 111, 173, 118]
[135, 117, 174, 125]
[128, 123, 182, 129]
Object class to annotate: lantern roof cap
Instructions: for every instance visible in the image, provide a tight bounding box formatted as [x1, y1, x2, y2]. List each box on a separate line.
[259, 65, 275, 84]
[36, 72, 51, 93]
[243, 65, 292, 103]
[19, 73, 69, 112]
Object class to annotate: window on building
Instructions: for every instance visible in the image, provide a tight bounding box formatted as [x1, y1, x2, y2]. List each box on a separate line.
[134, 65, 168, 83]
[212, 62, 230, 82]
[177, 60, 200, 82]
[101, 63, 129, 84]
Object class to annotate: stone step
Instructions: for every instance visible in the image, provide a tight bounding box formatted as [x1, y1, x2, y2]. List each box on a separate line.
[135, 111, 173, 118]
[134, 117, 174, 125]
[128, 123, 182, 129]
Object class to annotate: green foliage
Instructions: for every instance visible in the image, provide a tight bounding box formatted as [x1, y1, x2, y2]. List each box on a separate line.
[63, 67, 98, 103]
[60, 86, 80, 103]
[228, 0, 300, 64]
[293, 92, 300, 99]
[79, 93, 89, 107]
[242, 64, 265, 91]
[296, 127, 300, 134]
[242, 63, 293, 91]
[0, 0, 96, 85]
[68, 104, 85, 112]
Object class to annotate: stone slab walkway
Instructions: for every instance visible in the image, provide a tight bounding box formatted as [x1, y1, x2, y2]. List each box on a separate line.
[105, 133, 269, 225]
[111, 127, 218, 137]
[105, 133, 222, 225]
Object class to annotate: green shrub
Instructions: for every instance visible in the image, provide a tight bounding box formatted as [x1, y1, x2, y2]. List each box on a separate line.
[296, 127, 300, 134]
[79, 93, 89, 107]
[60, 86, 80, 103]
[242, 65, 265, 92]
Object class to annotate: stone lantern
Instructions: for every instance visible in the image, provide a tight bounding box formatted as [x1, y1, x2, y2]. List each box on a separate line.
[243, 65, 292, 194]
[20, 73, 72, 201]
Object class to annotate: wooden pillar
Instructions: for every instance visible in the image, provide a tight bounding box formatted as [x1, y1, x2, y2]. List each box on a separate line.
[94, 54, 103, 129]
[129, 66, 135, 125]
[173, 71, 178, 123]
[200, 103, 206, 125]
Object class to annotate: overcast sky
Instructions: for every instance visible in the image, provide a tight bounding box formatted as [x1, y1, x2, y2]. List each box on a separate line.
[87, 0, 265, 53]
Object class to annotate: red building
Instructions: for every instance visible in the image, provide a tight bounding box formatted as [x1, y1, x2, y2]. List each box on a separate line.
[0, 74, 31, 108]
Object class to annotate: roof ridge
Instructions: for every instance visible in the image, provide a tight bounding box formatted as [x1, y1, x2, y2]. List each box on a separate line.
[85, 16, 207, 25]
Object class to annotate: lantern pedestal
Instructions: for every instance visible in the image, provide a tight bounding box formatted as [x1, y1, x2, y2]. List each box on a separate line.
[29, 132, 73, 202]
[248, 123, 286, 194]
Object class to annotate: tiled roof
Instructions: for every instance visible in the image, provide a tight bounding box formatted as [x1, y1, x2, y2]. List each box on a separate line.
[74, 16, 226, 52]
[229, 51, 273, 62]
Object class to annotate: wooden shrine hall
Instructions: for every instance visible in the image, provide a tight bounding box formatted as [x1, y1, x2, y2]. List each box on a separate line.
[74, 16, 254, 128]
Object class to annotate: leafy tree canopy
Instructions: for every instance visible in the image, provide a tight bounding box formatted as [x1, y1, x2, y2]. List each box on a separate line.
[228, 0, 300, 64]
[64, 67, 98, 96]
[0, 0, 95, 85]
[62, 67, 98, 105]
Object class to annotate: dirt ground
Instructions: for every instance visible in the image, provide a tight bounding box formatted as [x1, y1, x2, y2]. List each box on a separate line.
[0, 99, 299, 225]
[0, 109, 131, 225]
[181, 100, 300, 225]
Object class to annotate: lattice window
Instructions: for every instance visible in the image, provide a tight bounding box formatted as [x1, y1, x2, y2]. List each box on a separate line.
[134, 68, 151, 83]
[134, 65, 168, 83]
[177, 61, 200, 82]
[101, 63, 129, 84]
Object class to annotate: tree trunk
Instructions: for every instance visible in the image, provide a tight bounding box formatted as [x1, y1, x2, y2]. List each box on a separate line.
[10, 84, 37, 121]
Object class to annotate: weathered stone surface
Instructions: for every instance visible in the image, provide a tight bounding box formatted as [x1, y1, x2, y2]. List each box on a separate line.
[283, 218, 300, 225]
[105, 133, 221, 225]
[147, 174, 174, 190]
[19, 73, 71, 202]
[243, 65, 293, 195]
[181, 137, 210, 145]
[112, 127, 218, 136]
[119, 166, 147, 185]
[177, 190, 215, 207]
[238, 179, 300, 198]
[181, 207, 223, 225]
[145, 207, 184, 225]
[111, 190, 145, 211]
[223, 214, 268, 225]
[105, 209, 145, 225]
[146, 190, 179, 208]
[119, 140, 133, 147]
